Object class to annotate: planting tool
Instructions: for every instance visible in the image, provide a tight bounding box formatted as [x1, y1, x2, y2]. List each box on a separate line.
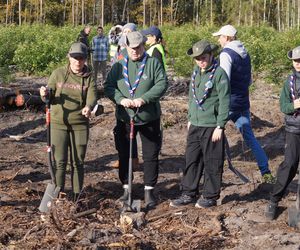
[122, 108, 141, 213]
[39, 89, 60, 213]
[288, 169, 300, 228]
[225, 137, 250, 184]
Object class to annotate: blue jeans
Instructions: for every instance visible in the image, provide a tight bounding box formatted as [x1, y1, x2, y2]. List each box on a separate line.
[229, 110, 270, 175]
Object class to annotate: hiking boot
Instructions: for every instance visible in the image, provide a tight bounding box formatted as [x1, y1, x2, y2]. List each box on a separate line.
[118, 188, 129, 202]
[265, 201, 278, 220]
[195, 197, 217, 208]
[144, 189, 156, 209]
[263, 173, 276, 184]
[169, 194, 195, 207]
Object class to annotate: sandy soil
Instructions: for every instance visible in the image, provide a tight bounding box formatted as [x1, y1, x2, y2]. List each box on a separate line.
[0, 73, 299, 249]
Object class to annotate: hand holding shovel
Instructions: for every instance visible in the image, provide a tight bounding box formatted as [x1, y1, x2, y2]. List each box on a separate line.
[38, 88, 61, 213]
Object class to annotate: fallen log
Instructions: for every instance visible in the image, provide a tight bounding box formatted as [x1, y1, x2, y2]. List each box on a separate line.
[15, 94, 43, 107]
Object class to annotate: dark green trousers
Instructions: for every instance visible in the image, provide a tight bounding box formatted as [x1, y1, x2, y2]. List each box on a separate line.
[51, 128, 89, 194]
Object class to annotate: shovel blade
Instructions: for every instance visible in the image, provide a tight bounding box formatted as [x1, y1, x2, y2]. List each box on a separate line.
[121, 199, 141, 213]
[38, 183, 60, 213]
[288, 206, 300, 228]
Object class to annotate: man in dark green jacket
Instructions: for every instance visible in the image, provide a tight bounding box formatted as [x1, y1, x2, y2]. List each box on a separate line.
[170, 40, 230, 208]
[104, 31, 168, 209]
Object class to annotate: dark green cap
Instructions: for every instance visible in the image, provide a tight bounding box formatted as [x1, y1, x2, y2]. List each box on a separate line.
[187, 40, 218, 58]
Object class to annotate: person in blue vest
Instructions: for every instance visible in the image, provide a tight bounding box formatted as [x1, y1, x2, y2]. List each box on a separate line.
[142, 26, 167, 71]
[212, 25, 275, 184]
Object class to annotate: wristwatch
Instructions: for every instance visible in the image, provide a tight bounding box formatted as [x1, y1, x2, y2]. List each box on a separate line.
[216, 126, 224, 129]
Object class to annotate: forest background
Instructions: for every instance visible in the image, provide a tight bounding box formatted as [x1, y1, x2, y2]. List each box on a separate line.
[1, 0, 300, 85]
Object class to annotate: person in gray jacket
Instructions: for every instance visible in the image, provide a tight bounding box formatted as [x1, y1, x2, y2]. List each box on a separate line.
[212, 25, 275, 184]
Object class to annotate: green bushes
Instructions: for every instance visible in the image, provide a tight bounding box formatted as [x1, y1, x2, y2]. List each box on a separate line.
[162, 24, 300, 84]
[0, 24, 300, 83]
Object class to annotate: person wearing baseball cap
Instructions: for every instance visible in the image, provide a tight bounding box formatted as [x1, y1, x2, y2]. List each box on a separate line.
[265, 45, 300, 220]
[142, 26, 167, 70]
[170, 40, 230, 209]
[104, 31, 168, 210]
[39, 42, 97, 201]
[213, 25, 275, 184]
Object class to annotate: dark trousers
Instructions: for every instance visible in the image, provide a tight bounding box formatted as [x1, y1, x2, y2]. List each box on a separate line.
[51, 128, 88, 194]
[181, 125, 225, 200]
[114, 119, 162, 187]
[271, 132, 300, 203]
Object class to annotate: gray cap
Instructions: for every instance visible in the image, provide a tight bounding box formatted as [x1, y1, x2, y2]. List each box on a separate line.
[287, 46, 300, 60]
[68, 42, 88, 59]
[122, 23, 137, 32]
[187, 40, 218, 58]
[125, 31, 146, 48]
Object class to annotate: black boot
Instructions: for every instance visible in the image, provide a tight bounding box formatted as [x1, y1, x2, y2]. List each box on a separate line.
[118, 188, 129, 202]
[144, 189, 156, 209]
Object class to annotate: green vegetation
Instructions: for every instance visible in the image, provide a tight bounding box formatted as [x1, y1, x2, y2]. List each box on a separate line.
[0, 24, 299, 84]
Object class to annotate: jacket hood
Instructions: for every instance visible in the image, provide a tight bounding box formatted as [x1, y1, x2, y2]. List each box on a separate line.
[224, 40, 248, 59]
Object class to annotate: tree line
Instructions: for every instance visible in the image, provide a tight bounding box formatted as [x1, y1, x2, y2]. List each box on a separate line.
[1, 0, 300, 31]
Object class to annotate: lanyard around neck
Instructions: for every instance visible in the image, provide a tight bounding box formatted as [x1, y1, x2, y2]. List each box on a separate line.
[123, 53, 148, 98]
[191, 60, 217, 110]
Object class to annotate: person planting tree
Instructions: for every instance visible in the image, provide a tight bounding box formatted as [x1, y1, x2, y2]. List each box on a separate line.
[104, 31, 168, 210]
[39, 42, 97, 201]
[212, 25, 275, 184]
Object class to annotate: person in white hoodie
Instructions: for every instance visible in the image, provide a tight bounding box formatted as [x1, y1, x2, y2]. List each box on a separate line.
[212, 25, 275, 184]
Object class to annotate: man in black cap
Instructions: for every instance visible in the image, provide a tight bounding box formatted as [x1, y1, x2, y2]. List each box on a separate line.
[104, 31, 168, 209]
[170, 40, 230, 208]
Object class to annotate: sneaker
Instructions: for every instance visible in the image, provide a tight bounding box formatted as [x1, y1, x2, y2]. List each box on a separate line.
[195, 197, 217, 208]
[170, 194, 195, 207]
[263, 173, 276, 184]
[265, 201, 278, 220]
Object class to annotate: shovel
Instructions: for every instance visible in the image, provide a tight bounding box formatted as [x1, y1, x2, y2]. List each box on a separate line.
[225, 136, 250, 184]
[39, 89, 60, 213]
[288, 170, 300, 228]
[122, 108, 141, 213]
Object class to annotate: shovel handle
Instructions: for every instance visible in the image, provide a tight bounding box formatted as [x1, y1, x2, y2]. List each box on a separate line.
[45, 88, 56, 185]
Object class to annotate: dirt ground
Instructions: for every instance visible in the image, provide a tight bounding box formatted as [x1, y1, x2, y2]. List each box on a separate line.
[0, 71, 300, 249]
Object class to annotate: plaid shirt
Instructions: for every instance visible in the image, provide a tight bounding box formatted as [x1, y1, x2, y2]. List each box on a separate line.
[92, 35, 109, 62]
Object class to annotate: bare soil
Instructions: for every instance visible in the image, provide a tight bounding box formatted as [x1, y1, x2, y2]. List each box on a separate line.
[0, 72, 299, 249]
